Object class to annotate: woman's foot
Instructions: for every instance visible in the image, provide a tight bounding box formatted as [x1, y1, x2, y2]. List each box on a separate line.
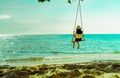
[72, 44, 74, 48]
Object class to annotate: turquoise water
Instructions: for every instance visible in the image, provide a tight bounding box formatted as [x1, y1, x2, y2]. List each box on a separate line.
[0, 34, 120, 65]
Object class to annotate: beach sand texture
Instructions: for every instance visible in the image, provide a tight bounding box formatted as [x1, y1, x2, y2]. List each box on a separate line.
[1, 61, 120, 78]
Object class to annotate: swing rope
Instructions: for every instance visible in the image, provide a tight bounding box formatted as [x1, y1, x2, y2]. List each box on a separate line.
[73, 0, 80, 31]
[79, 0, 85, 40]
[74, 0, 84, 30]
[79, 0, 83, 31]
[73, 0, 84, 40]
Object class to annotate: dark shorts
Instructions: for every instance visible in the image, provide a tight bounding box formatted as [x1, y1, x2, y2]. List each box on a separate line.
[75, 38, 82, 42]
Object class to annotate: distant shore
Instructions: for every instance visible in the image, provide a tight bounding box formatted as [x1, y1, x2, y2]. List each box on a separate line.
[1, 60, 120, 78]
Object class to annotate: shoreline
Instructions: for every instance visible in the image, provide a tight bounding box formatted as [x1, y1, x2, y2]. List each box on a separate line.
[1, 60, 120, 78]
[1, 54, 120, 66]
[1, 54, 120, 78]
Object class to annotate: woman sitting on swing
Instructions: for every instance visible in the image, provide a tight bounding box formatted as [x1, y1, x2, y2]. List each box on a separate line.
[72, 25, 83, 49]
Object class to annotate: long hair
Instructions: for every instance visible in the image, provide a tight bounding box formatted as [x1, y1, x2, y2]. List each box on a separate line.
[76, 29, 82, 34]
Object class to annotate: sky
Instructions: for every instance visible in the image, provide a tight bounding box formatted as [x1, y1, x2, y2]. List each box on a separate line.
[0, 0, 120, 34]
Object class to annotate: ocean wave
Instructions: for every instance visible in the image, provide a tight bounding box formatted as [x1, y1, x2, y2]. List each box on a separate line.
[3, 55, 80, 62]
[4, 57, 44, 62]
[1, 54, 120, 66]
[4, 54, 120, 62]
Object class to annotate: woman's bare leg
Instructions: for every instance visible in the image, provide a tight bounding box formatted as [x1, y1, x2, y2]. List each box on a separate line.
[77, 42, 80, 49]
[72, 41, 75, 48]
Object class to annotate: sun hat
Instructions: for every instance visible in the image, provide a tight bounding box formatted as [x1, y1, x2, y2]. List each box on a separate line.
[76, 25, 80, 29]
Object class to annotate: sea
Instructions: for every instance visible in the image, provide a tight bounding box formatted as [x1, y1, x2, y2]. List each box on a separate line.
[0, 34, 120, 66]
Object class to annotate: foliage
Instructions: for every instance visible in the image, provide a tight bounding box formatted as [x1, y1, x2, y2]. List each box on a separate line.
[38, 0, 72, 4]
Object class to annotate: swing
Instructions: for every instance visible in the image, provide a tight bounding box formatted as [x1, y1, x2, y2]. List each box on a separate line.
[72, 0, 84, 42]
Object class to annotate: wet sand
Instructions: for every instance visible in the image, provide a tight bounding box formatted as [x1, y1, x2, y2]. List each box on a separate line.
[1, 60, 120, 78]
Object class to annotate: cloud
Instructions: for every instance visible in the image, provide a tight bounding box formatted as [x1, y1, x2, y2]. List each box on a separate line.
[0, 15, 11, 19]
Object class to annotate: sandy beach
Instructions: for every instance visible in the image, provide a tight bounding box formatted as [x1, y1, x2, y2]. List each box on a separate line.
[1, 60, 120, 78]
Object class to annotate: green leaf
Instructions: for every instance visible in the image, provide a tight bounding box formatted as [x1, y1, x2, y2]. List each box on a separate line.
[68, 0, 71, 4]
[38, 0, 50, 2]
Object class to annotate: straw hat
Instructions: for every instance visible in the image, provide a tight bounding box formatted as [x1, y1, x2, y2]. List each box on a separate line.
[76, 25, 81, 29]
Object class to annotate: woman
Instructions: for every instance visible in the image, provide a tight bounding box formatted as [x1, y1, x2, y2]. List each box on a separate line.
[72, 25, 83, 49]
